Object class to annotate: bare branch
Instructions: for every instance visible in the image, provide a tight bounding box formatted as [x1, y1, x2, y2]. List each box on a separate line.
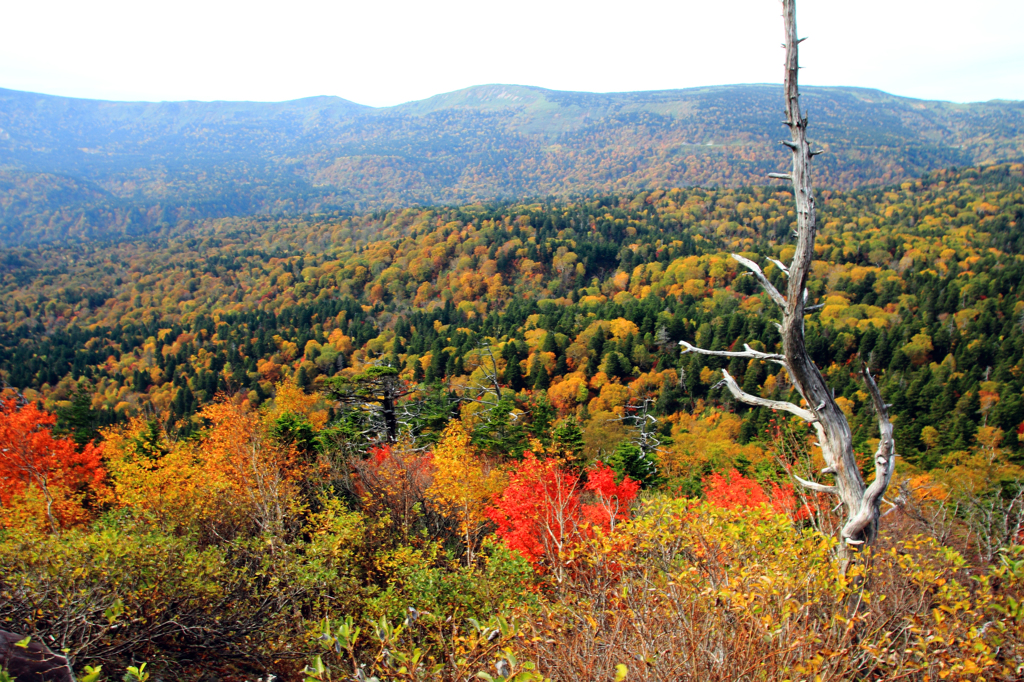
[678, 340, 787, 366]
[766, 257, 790, 276]
[715, 368, 816, 422]
[730, 254, 786, 308]
[768, 172, 793, 180]
[794, 475, 837, 494]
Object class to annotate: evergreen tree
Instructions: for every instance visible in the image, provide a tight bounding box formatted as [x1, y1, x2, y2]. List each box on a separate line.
[503, 355, 525, 391]
[554, 353, 569, 376]
[607, 440, 658, 486]
[528, 391, 555, 444]
[552, 416, 585, 460]
[427, 340, 447, 383]
[473, 395, 527, 458]
[55, 388, 109, 446]
[542, 331, 558, 354]
[531, 354, 549, 390]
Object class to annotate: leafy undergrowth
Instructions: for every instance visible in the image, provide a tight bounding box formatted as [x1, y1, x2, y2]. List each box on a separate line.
[2, 394, 1023, 680]
[514, 500, 1024, 681]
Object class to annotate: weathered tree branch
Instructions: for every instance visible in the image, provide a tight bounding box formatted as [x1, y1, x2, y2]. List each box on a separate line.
[731, 254, 787, 308]
[678, 340, 787, 366]
[714, 369, 816, 423]
[675, 0, 894, 565]
[766, 257, 789, 275]
[793, 475, 837, 494]
[840, 367, 896, 544]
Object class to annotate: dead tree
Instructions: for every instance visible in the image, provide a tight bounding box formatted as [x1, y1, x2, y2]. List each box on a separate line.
[680, 0, 895, 568]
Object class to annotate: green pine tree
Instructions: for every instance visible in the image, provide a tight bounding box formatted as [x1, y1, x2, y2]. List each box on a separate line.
[608, 440, 658, 486]
[552, 416, 585, 460]
[531, 354, 550, 390]
[528, 391, 555, 444]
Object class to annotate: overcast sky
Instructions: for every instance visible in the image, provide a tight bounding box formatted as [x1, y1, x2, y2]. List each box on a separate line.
[2, 0, 1021, 107]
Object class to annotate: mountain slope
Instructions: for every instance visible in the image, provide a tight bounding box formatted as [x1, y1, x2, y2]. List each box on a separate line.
[0, 84, 1021, 245]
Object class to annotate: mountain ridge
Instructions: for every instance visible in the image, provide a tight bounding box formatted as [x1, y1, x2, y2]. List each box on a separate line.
[1, 83, 1022, 245]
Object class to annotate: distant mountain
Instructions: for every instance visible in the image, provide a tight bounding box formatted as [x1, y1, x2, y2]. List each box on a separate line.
[1, 84, 1021, 245]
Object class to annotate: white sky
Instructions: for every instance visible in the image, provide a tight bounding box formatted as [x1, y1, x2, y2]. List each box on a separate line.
[1, 0, 1021, 107]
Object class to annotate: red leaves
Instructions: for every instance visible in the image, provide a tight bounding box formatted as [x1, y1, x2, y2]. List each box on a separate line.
[368, 444, 392, 466]
[486, 453, 638, 570]
[702, 467, 808, 521]
[0, 398, 106, 529]
[582, 461, 640, 530]
[350, 441, 434, 538]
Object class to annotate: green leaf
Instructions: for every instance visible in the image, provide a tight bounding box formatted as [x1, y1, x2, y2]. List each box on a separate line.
[81, 664, 104, 682]
[104, 598, 125, 625]
[14, 636, 31, 649]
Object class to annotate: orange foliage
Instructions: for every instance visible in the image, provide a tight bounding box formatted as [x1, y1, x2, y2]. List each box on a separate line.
[104, 400, 299, 534]
[351, 441, 435, 539]
[265, 381, 330, 429]
[547, 372, 589, 412]
[0, 399, 106, 531]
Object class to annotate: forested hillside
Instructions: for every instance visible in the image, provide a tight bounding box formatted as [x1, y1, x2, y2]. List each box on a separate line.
[1, 163, 1021, 472]
[2, 164, 1024, 680]
[2, 84, 1022, 244]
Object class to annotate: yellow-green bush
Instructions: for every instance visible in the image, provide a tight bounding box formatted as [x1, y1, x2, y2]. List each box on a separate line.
[513, 496, 1024, 681]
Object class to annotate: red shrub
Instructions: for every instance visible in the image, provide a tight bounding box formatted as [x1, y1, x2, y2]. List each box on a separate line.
[486, 454, 638, 575]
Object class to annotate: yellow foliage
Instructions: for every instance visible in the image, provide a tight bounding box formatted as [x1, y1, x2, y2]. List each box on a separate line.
[834, 396, 855, 418]
[264, 381, 329, 429]
[582, 410, 628, 460]
[104, 402, 299, 536]
[607, 317, 640, 341]
[427, 421, 504, 563]
[660, 411, 768, 484]
[683, 279, 707, 298]
[598, 382, 630, 412]
[103, 416, 233, 530]
[547, 372, 589, 412]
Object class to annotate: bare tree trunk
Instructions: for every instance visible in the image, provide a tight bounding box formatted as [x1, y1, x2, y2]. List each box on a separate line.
[679, 0, 895, 571]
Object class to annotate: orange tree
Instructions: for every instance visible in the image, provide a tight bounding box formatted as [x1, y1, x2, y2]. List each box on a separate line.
[0, 398, 106, 532]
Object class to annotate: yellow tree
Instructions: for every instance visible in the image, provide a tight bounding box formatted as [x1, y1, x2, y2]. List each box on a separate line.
[427, 421, 504, 565]
[104, 401, 298, 539]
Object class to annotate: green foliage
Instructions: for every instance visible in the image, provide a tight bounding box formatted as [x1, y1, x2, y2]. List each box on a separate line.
[551, 416, 585, 460]
[269, 411, 319, 454]
[607, 440, 658, 486]
[123, 663, 149, 682]
[365, 540, 537, 627]
[80, 664, 103, 682]
[0, 520, 360, 671]
[472, 396, 527, 458]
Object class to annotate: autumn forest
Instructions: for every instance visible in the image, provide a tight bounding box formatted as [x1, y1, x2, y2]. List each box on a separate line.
[2, 59, 1024, 681]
